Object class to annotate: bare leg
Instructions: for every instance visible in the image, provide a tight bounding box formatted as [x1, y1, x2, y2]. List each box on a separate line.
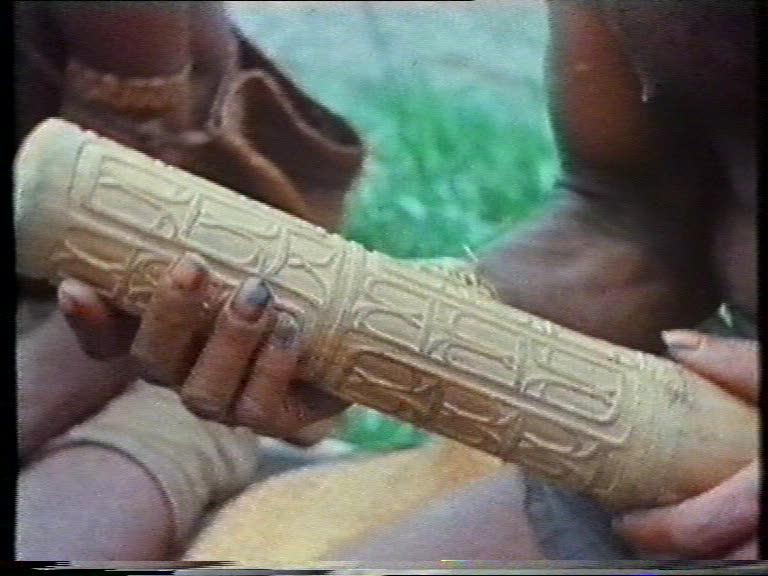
[17, 305, 137, 460]
[16, 305, 176, 560]
[333, 466, 544, 562]
[17, 446, 173, 560]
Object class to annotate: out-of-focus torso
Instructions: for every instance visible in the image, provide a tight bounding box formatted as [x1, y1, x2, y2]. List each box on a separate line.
[597, 0, 757, 317]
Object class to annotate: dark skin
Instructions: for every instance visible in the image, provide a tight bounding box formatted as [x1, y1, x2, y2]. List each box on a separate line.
[58, 256, 348, 438]
[481, 1, 753, 352]
[17, 0, 348, 461]
[18, 0, 756, 561]
[335, 0, 758, 560]
[42, 0, 757, 444]
[16, 1, 344, 560]
[17, 263, 343, 560]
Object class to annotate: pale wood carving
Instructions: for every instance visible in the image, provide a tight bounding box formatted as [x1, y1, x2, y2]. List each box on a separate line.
[15, 119, 758, 510]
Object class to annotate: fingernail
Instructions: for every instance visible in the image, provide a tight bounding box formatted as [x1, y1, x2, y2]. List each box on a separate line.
[58, 281, 96, 319]
[58, 287, 81, 316]
[231, 278, 271, 321]
[662, 330, 704, 352]
[271, 312, 300, 349]
[170, 254, 207, 291]
[58, 283, 108, 326]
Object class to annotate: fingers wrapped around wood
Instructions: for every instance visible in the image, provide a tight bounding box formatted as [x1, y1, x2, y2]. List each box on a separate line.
[130, 253, 218, 387]
[180, 276, 276, 420]
[614, 461, 759, 558]
[231, 312, 348, 438]
[58, 278, 140, 360]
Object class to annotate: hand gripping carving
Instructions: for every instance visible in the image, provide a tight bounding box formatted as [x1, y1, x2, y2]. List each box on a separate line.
[14, 119, 758, 510]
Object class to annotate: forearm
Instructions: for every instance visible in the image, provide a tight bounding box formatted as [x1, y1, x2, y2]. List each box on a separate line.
[17, 305, 138, 459]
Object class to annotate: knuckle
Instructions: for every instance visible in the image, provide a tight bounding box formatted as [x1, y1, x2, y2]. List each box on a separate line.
[233, 395, 295, 438]
[290, 401, 313, 428]
[180, 390, 227, 422]
[137, 363, 177, 388]
[257, 364, 291, 388]
[278, 400, 310, 436]
[215, 308, 268, 345]
[148, 285, 204, 319]
[272, 416, 299, 439]
[233, 395, 268, 430]
[214, 317, 258, 347]
[132, 346, 180, 387]
[129, 338, 152, 365]
[153, 275, 186, 302]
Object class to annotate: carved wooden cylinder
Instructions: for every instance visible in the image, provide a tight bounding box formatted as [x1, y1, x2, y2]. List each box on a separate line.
[15, 119, 758, 510]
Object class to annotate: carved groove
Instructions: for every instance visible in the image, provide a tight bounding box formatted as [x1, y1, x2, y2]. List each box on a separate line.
[14, 120, 758, 510]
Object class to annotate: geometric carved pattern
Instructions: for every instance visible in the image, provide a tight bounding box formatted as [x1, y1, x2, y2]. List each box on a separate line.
[17, 120, 757, 510]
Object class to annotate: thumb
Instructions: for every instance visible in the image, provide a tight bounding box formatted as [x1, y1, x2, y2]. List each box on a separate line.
[662, 330, 759, 403]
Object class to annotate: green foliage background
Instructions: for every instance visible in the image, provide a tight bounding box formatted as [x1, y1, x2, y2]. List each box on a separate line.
[231, 3, 561, 452]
